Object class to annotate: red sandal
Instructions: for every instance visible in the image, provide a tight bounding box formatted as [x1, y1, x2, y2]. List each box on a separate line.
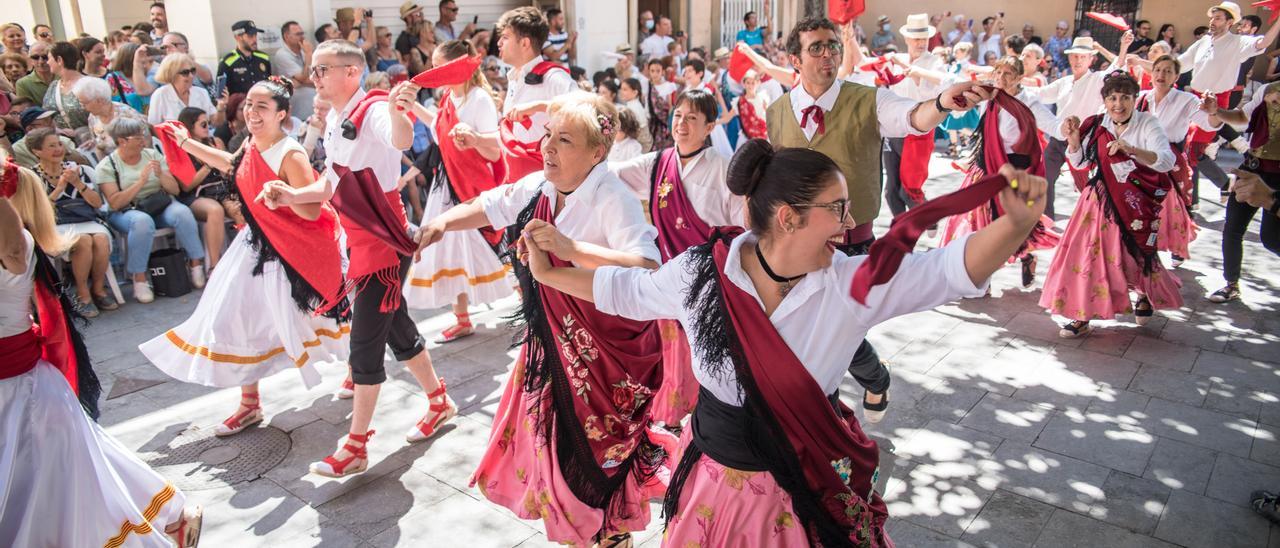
[214, 394, 263, 437]
[309, 430, 374, 478]
[406, 379, 458, 442]
[165, 505, 203, 548]
[336, 377, 355, 400]
[433, 314, 475, 344]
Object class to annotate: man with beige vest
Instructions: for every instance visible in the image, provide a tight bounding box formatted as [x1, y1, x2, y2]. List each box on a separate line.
[766, 16, 992, 422]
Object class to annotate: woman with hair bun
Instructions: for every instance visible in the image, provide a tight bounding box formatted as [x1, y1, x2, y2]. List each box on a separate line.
[1047, 72, 1184, 338]
[415, 90, 665, 546]
[520, 138, 1048, 547]
[138, 76, 350, 438]
[610, 87, 744, 432]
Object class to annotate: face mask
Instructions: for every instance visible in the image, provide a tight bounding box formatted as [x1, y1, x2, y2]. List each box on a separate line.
[882, 24, 891, 32]
[645, 20, 655, 30]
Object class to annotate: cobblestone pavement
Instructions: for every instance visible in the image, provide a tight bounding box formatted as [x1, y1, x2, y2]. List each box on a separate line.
[88, 152, 1280, 547]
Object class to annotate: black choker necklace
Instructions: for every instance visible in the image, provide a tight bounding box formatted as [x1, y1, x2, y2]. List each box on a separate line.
[754, 243, 805, 296]
[678, 144, 710, 159]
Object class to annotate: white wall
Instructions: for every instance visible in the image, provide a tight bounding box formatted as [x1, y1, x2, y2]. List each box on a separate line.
[572, 0, 629, 75]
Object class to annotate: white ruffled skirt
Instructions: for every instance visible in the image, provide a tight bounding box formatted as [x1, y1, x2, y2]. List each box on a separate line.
[404, 183, 514, 310]
[0, 361, 185, 547]
[139, 229, 350, 389]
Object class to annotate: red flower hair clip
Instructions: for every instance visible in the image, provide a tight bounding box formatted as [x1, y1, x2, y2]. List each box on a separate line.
[0, 159, 18, 199]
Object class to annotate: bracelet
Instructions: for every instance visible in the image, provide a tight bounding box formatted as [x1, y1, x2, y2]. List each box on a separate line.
[934, 93, 953, 113]
[179, 136, 189, 148]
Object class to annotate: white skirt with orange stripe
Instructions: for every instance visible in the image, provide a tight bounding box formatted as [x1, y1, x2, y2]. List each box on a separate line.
[404, 183, 515, 310]
[139, 229, 350, 389]
[0, 361, 185, 547]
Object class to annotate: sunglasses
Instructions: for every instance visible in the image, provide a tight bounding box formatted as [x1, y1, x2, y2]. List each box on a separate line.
[38, 33, 52, 39]
[30, 54, 49, 61]
[177, 68, 197, 77]
[792, 199, 850, 220]
[445, 6, 459, 12]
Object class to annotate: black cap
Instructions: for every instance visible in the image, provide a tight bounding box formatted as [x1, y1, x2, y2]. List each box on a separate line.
[231, 20, 264, 35]
[20, 107, 55, 130]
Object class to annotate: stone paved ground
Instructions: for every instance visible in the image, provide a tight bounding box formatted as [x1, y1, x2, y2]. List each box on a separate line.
[88, 151, 1280, 547]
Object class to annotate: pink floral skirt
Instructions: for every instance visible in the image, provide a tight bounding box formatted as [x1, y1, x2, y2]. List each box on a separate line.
[650, 320, 698, 427]
[664, 432, 894, 548]
[1039, 188, 1184, 320]
[942, 171, 1059, 261]
[470, 357, 653, 546]
[1157, 189, 1197, 258]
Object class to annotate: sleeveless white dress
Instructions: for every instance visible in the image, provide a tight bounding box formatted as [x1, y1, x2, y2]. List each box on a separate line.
[0, 230, 185, 547]
[139, 137, 349, 388]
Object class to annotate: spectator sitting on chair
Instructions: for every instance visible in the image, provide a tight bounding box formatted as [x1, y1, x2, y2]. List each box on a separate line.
[149, 53, 224, 126]
[176, 106, 241, 271]
[26, 126, 117, 316]
[75, 76, 146, 160]
[96, 117, 206, 303]
[12, 107, 90, 168]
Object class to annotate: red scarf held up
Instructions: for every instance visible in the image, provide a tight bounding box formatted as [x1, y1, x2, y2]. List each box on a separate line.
[851, 173, 1011, 305]
[153, 121, 198, 185]
[237, 144, 347, 314]
[979, 89, 1045, 183]
[828, 0, 865, 25]
[711, 228, 889, 546]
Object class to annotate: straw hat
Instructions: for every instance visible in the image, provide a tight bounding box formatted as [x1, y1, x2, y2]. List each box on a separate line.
[713, 47, 731, 60]
[898, 13, 938, 40]
[1207, 2, 1242, 22]
[615, 43, 634, 55]
[1064, 36, 1098, 55]
[399, 2, 424, 20]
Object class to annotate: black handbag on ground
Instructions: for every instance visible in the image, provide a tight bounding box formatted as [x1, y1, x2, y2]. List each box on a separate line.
[147, 248, 191, 297]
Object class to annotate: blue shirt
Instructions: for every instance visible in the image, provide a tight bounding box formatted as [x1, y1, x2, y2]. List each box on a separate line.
[736, 27, 765, 48]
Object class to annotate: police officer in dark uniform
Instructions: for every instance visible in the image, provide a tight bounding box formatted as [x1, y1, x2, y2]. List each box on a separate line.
[218, 20, 273, 96]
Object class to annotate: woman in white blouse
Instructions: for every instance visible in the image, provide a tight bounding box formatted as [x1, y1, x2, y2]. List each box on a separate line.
[414, 92, 663, 547]
[146, 53, 225, 126]
[1137, 55, 1219, 267]
[1045, 72, 1184, 338]
[518, 140, 1047, 547]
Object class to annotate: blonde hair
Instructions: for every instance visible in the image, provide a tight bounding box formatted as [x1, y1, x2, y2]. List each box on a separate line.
[154, 52, 196, 84]
[314, 39, 366, 66]
[363, 71, 391, 91]
[954, 41, 973, 55]
[547, 91, 618, 153]
[9, 164, 68, 255]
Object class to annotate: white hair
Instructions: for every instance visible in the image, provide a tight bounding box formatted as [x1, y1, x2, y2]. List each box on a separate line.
[1022, 44, 1045, 58]
[72, 76, 113, 103]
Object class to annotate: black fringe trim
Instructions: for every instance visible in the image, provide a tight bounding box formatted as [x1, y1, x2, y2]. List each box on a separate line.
[502, 194, 664, 532]
[668, 231, 858, 547]
[228, 149, 351, 321]
[33, 249, 101, 420]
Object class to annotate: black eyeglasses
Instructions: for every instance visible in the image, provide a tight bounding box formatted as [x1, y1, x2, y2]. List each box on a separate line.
[804, 40, 843, 57]
[30, 54, 48, 61]
[792, 199, 850, 220]
[310, 64, 354, 77]
[177, 68, 197, 77]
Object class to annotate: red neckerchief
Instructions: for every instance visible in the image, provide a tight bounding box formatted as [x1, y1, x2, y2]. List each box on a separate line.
[801, 104, 826, 135]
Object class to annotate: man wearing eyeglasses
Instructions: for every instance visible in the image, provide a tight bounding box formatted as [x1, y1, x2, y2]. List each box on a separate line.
[160, 32, 214, 90]
[435, 0, 475, 44]
[218, 20, 273, 97]
[15, 42, 55, 104]
[765, 17, 993, 422]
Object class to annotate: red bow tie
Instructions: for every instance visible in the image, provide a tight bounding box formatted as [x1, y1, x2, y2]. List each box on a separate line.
[801, 104, 826, 136]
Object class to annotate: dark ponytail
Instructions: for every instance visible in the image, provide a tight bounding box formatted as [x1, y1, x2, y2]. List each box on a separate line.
[251, 76, 295, 114]
[727, 139, 842, 235]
